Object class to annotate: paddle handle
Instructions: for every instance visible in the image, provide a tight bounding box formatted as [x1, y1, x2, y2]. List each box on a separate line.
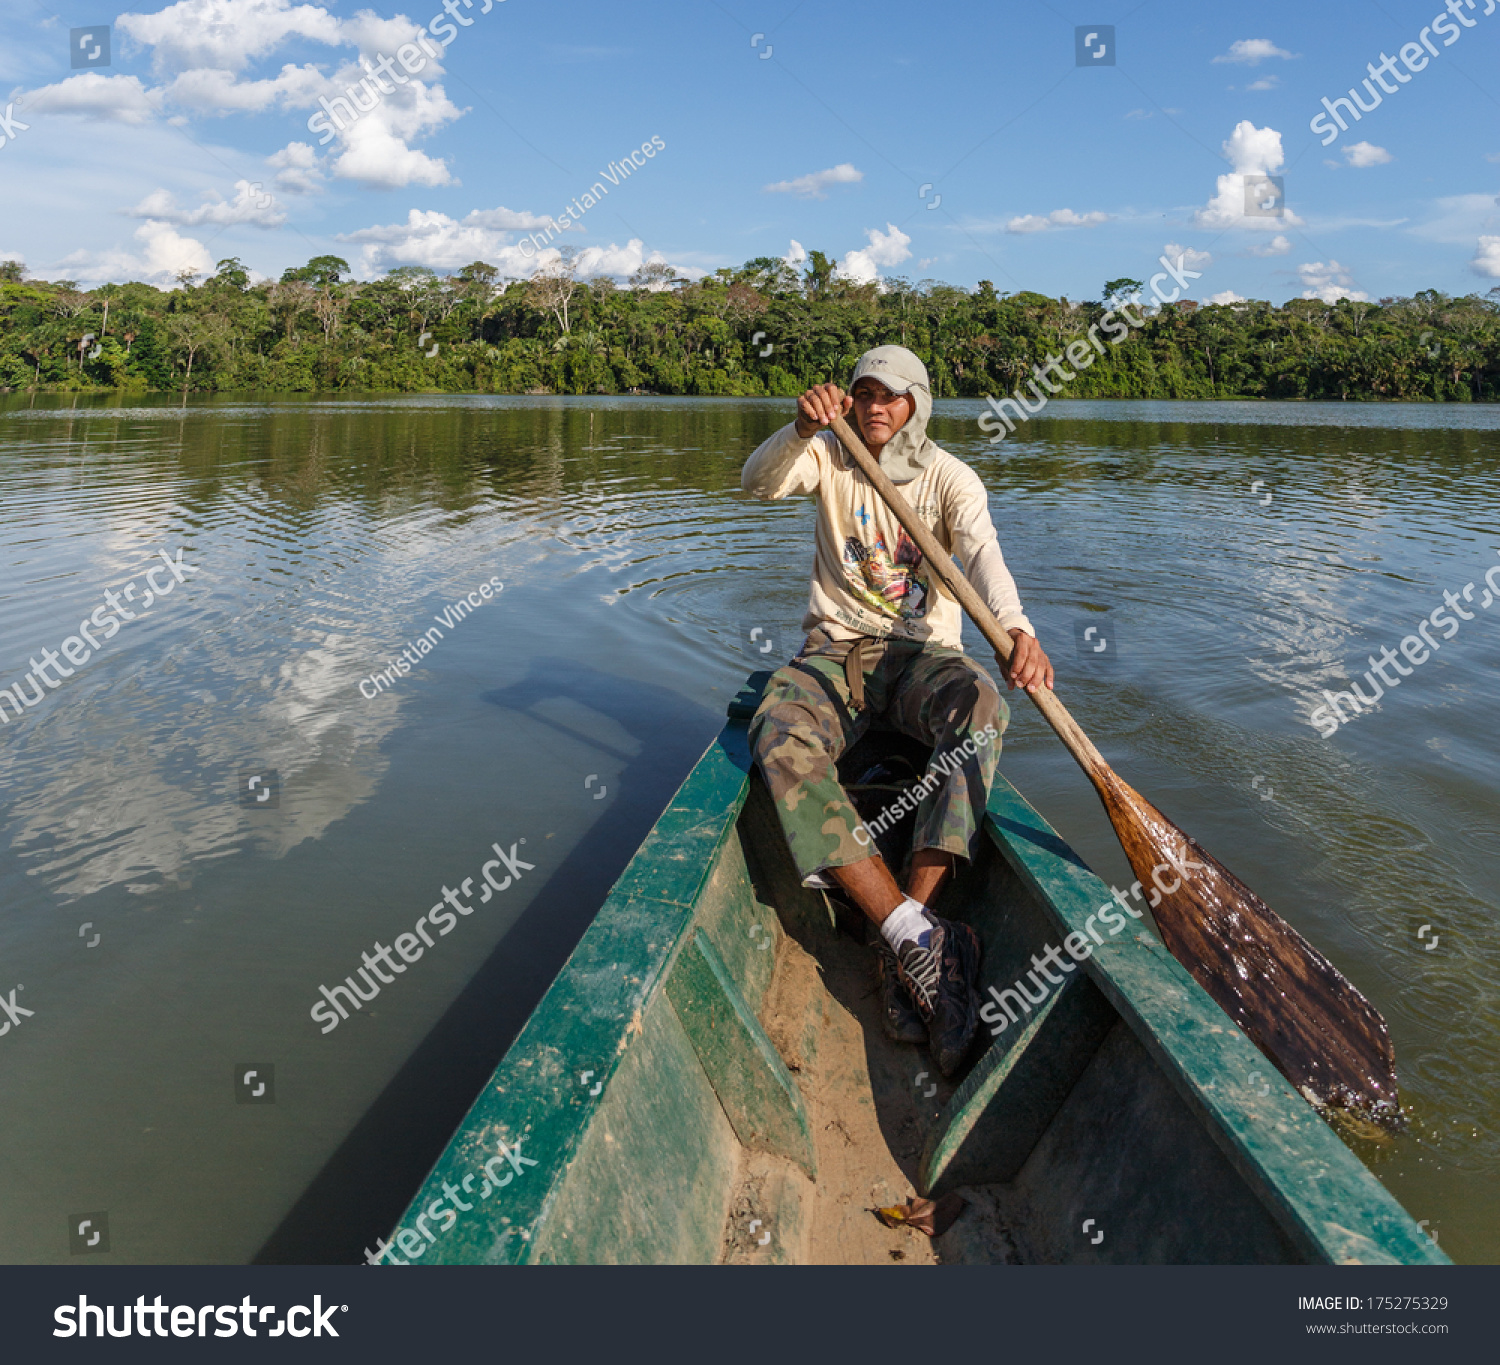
[827, 414, 1115, 790]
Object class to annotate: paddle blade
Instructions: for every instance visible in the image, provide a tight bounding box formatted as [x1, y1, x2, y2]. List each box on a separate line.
[1100, 775, 1401, 1125]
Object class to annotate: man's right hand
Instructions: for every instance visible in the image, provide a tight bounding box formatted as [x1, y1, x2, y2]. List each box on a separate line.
[794, 383, 852, 439]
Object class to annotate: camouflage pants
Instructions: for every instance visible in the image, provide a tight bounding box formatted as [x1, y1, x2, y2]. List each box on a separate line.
[749, 630, 1007, 883]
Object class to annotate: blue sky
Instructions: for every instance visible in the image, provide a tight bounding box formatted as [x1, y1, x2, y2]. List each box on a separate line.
[2, 0, 1498, 302]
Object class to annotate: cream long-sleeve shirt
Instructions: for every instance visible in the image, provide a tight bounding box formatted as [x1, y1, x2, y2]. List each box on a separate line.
[742, 423, 1034, 650]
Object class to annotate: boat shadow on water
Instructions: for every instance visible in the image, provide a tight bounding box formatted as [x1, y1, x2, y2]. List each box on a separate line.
[253, 661, 724, 1265]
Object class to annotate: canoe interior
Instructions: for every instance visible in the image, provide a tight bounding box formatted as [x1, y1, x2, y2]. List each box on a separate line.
[390, 673, 1447, 1266]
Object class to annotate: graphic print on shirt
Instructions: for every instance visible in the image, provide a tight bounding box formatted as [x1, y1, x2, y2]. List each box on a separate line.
[842, 526, 929, 619]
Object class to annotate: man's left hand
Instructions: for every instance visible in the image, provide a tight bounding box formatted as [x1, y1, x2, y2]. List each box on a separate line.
[1000, 629, 1054, 693]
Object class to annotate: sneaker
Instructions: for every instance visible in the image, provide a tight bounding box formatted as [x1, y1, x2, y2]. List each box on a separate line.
[875, 940, 928, 1044]
[895, 914, 982, 1078]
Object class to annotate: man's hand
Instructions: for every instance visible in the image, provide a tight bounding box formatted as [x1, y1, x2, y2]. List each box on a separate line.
[1000, 629, 1054, 693]
[794, 383, 852, 439]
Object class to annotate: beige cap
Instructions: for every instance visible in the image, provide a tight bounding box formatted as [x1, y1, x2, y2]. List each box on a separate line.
[848, 344, 930, 396]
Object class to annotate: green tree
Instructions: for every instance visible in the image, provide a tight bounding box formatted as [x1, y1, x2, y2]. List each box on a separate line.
[1, 253, 1497, 401]
[281, 255, 351, 290]
[212, 257, 251, 291]
[804, 250, 837, 296]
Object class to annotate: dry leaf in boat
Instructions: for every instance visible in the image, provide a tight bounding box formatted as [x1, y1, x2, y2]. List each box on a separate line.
[871, 1194, 966, 1236]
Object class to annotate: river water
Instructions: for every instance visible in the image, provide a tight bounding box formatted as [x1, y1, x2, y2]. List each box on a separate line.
[0, 393, 1495, 1264]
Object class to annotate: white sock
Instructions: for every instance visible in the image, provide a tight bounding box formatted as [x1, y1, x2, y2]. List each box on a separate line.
[879, 897, 931, 950]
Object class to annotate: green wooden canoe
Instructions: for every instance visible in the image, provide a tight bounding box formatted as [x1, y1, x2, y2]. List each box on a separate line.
[383, 671, 1448, 1266]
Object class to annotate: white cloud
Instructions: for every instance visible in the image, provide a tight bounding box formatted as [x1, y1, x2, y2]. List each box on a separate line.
[334, 8, 438, 63]
[1212, 39, 1295, 65]
[463, 206, 562, 231]
[339, 206, 555, 274]
[783, 239, 807, 267]
[52, 220, 214, 287]
[762, 163, 863, 199]
[335, 206, 695, 285]
[124, 179, 287, 227]
[82, 1, 463, 191]
[1164, 241, 1213, 269]
[1248, 234, 1292, 256]
[163, 61, 327, 113]
[1194, 121, 1304, 229]
[1486, 152, 1500, 164]
[22, 73, 163, 124]
[160, 32, 455, 188]
[1297, 260, 1368, 303]
[1471, 236, 1500, 278]
[835, 223, 911, 285]
[117, 0, 343, 76]
[329, 109, 457, 189]
[1224, 121, 1285, 171]
[859, 225, 912, 267]
[1247, 75, 1280, 91]
[297, 72, 464, 188]
[1343, 141, 1392, 167]
[25, 3, 460, 193]
[576, 242, 698, 283]
[267, 140, 325, 194]
[1006, 208, 1109, 234]
[1206, 290, 1247, 305]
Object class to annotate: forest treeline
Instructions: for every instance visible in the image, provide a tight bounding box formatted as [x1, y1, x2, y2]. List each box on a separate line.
[2, 251, 1497, 402]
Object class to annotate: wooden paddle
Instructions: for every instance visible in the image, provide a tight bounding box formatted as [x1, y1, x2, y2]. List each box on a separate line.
[827, 411, 1400, 1124]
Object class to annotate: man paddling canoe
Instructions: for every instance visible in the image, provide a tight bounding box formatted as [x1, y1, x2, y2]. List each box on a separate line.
[743, 345, 1053, 1074]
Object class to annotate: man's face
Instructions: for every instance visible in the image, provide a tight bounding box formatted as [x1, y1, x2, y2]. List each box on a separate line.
[851, 378, 914, 447]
